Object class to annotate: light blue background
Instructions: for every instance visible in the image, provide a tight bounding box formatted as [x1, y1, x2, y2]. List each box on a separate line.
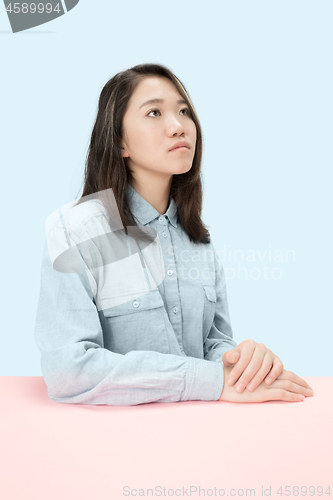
[1, 1, 332, 377]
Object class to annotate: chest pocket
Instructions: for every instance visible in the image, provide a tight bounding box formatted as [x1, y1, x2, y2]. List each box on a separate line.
[101, 289, 169, 355]
[202, 284, 217, 339]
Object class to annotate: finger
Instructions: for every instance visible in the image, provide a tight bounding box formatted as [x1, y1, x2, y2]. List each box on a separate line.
[264, 357, 284, 385]
[267, 388, 306, 402]
[277, 370, 314, 391]
[233, 350, 267, 393]
[228, 350, 240, 364]
[222, 349, 240, 367]
[270, 378, 314, 398]
[227, 343, 256, 387]
[231, 351, 240, 363]
[244, 353, 275, 392]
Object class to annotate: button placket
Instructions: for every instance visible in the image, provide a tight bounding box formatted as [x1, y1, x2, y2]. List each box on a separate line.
[155, 217, 183, 352]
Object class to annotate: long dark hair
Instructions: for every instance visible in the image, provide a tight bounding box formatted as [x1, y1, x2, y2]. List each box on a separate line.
[74, 63, 211, 244]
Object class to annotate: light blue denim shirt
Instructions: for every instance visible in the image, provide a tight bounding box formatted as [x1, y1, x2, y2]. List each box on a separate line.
[34, 183, 238, 406]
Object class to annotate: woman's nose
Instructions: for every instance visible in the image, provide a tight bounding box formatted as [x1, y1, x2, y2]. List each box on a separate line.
[167, 118, 186, 135]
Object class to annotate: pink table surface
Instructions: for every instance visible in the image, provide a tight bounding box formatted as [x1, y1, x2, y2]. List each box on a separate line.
[0, 376, 332, 500]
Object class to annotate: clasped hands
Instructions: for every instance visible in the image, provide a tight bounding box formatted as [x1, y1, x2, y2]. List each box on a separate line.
[221, 339, 314, 397]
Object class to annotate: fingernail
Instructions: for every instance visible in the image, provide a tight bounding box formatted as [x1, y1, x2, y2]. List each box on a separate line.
[266, 378, 272, 384]
[306, 388, 314, 395]
[247, 382, 255, 391]
[236, 383, 245, 393]
[228, 377, 235, 385]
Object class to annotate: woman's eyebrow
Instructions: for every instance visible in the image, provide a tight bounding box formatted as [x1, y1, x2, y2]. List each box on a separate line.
[138, 98, 188, 110]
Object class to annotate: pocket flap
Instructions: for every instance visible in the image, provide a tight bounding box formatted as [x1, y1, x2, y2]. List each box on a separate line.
[203, 284, 217, 303]
[103, 289, 164, 317]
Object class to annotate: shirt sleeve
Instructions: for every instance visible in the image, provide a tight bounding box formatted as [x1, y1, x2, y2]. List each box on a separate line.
[34, 237, 224, 406]
[203, 243, 238, 364]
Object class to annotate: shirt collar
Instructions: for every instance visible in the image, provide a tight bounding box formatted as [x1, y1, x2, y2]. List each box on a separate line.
[126, 183, 178, 229]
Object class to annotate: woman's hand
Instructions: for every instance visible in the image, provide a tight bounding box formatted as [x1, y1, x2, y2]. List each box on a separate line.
[219, 365, 314, 402]
[222, 339, 313, 394]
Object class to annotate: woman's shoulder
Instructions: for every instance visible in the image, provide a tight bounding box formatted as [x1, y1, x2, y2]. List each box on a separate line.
[45, 196, 111, 239]
[44, 197, 112, 271]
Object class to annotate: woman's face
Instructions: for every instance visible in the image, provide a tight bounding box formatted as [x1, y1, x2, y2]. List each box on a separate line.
[121, 76, 197, 186]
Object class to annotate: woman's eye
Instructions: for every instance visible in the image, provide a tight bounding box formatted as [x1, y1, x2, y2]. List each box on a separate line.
[147, 109, 161, 117]
[147, 108, 191, 117]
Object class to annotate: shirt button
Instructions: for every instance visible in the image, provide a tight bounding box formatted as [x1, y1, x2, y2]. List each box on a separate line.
[162, 231, 167, 238]
[180, 347, 185, 353]
[173, 307, 178, 313]
[158, 216, 164, 222]
[133, 301, 139, 308]
[167, 270, 173, 276]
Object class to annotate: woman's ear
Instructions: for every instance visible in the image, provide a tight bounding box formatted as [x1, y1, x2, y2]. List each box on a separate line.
[121, 146, 129, 158]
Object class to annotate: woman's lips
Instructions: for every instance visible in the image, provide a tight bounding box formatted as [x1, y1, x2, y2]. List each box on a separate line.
[170, 146, 190, 152]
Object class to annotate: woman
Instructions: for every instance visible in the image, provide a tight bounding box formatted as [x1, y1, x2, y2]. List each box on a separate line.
[34, 63, 314, 405]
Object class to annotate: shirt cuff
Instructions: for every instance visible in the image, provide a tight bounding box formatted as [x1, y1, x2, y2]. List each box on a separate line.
[181, 357, 224, 402]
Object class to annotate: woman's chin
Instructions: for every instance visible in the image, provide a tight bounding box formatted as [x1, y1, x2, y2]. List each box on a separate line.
[170, 163, 193, 175]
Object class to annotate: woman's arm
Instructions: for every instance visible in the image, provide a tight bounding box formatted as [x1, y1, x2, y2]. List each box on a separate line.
[34, 239, 225, 406]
